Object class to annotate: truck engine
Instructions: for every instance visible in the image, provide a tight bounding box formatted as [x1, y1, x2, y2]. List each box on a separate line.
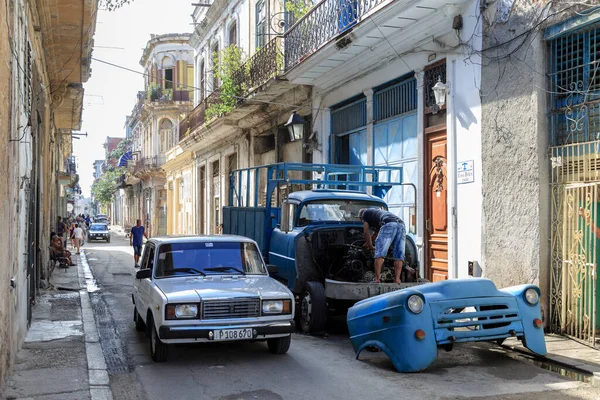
[307, 227, 420, 284]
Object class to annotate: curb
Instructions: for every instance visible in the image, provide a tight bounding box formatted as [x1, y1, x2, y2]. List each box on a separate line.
[78, 251, 113, 400]
[501, 342, 599, 386]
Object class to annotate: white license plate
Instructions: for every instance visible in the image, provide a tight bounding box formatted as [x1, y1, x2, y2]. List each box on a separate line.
[212, 328, 253, 341]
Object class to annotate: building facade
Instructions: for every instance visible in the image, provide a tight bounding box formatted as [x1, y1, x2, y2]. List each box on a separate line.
[0, 0, 97, 389]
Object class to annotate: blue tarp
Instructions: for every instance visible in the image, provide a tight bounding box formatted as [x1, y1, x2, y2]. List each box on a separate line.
[118, 151, 132, 167]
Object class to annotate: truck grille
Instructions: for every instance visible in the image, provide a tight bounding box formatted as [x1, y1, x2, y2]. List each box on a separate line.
[202, 298, 261, 320]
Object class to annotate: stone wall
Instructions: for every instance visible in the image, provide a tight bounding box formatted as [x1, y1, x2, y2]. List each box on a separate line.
[0, 0, 13, 388]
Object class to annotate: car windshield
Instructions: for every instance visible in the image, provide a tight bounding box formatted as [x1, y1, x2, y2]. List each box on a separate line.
[297, 200, 385, 226]
[154, 241, 267, 278]
[90, 224, 107, 231]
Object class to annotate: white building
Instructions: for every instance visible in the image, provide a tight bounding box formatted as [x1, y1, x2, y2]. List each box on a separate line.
[284, 0, 483, 282]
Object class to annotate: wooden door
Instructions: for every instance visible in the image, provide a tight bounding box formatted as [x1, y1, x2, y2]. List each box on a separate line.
[425, 127, 448, 281]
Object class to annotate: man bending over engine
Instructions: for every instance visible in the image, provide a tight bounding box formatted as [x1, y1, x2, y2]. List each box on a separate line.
[358, 208, 406, 284]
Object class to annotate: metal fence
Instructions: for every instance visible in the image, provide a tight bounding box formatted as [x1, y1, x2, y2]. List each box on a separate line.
[284, 0, 385, 71]
[550, 140, 599, 347]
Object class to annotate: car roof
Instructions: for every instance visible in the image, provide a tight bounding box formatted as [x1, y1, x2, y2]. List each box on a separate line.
[288, 190, 387, 203]
[147, 235, 258, 245]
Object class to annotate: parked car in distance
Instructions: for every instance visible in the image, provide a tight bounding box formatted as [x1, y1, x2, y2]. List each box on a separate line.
[88, 223, 110, 243]
[94, 216, 110, 225]
[132, 235, 296, 362]
[347, 278, 547, 372]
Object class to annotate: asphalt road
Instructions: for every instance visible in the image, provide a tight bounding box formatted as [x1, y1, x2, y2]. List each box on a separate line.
[82, 229, 597, 400]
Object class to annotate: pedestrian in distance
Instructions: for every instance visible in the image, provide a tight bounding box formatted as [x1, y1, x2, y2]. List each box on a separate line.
[130, 219, 148, 268]
[69, 222, 76, 249]
[358, 208, 406, 284]
[73, 224, 84, 254]
[57, 216, 67, 248]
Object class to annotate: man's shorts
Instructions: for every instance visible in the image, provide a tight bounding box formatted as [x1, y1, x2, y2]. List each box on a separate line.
[133, 245, 142, 256]
[374, 221, 406, 260]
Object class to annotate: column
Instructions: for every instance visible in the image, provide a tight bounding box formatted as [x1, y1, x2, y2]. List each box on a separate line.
[414, 68, 425, 278]
[363, 89, 374, 167]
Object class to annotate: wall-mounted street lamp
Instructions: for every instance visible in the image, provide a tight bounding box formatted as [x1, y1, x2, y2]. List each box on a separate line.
[432, 77, 449, 108]
[285, 111, 305, 142]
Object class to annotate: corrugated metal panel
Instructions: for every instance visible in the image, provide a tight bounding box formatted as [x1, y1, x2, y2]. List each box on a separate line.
[375, 78, 417, 121]
[331, 98, 366, 135]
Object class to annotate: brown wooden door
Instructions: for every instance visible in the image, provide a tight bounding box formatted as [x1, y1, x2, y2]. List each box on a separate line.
[425, 127, 449, 281]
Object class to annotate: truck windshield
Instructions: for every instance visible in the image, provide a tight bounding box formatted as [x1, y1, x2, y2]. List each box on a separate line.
[155, 242, 267, 277]
[297, 200, 384, 226]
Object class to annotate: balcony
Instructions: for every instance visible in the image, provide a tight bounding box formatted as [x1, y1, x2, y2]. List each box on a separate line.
[284, 0, 464, 88]
[131, 155, 167, 176]
[147, 85, 191, 103]
[179, 38, 290, 142]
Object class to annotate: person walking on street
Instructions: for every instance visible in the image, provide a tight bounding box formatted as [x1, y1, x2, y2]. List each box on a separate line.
[358, 208, 406, 284]
[73, 223, 84, 254]
[130, 219, 148, 268]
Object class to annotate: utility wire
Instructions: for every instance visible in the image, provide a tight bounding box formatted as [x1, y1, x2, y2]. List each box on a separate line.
[91, 57, 326, 111]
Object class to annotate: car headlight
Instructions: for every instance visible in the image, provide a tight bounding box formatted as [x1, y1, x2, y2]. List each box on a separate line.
[262, 299, 292, 314]
[407, 295, 424, 314]
[166, 303, 199, 320]
[524, 288, 539, 305]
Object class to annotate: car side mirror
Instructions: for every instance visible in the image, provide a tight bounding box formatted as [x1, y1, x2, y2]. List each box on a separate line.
[136, 269, 152, 280]
[267, 264, 278, 275]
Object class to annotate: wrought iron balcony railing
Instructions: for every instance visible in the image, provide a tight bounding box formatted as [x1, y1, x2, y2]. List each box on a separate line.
[234, 37, 283, 96]
[131, 155, 167, 175]
[284, 0, 385, 71]
[179, 92, 221, 141]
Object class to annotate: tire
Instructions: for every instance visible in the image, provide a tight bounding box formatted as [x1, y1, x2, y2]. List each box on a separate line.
[150, 320, 168, 362]
[134, 308, 146, 332]
[267, 335, 291, 354]
[107, 237, 111, 243]
[299, 281, 327, 334]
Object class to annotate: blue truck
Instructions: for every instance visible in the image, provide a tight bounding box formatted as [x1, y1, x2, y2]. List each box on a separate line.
[222, 163, 423, 333]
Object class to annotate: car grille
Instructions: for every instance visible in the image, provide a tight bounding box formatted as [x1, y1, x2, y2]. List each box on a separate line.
[430, 297, 520, 332]
[202, 298, 261, 320]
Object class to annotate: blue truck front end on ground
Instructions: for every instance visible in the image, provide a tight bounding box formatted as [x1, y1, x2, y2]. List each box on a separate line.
[346, 278, 547, 372]
[222, 163, 425, 333]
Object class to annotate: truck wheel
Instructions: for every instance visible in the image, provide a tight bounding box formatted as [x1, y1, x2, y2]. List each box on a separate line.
[134, 308, 146, 332]
[267, 335, 291, 354]
[299, 281, 327, 334]
[150, 320, 168, 362]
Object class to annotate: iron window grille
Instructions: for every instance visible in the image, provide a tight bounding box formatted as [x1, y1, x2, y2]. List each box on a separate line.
[549, 23, 600, 146]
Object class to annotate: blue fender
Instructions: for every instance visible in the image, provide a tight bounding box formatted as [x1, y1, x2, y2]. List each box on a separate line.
[347, 290, 438, 372]
[500, 284, 547, 356]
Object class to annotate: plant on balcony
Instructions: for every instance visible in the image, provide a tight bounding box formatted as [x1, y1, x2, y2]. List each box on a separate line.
[205, 45, 245, 122]
[162, 88, 173, 101]
[147, 83, 162, 101]
[285, 0, 312, 21]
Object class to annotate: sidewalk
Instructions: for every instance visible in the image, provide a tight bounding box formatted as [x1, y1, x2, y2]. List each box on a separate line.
[502, 333, 600, 386]
[2, 252, 112, 400]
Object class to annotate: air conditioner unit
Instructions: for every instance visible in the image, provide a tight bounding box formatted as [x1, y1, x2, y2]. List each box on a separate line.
[552, 153, 600, 183]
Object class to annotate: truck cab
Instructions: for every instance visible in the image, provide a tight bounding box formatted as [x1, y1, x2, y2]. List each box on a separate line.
[223, 163, 423, 333]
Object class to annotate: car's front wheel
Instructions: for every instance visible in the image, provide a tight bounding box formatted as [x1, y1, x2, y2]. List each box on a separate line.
[298, 281, 327, 334]
[106, 237, 111, 243]
[150, 320, 168, 362]
[267, 335, 291, 354]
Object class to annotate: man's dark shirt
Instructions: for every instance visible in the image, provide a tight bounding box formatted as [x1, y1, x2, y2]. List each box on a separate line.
[131, 226, 145, 246]
[57, 221, 65, 235]
[361, 209, 402, 231]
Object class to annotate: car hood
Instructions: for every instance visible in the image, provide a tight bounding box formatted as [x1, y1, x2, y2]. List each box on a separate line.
[154, 275, 292, 303]
[416, 278, 513, 302]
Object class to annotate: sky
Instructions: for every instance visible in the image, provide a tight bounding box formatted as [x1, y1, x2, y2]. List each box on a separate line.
[74, 0, 194, 197]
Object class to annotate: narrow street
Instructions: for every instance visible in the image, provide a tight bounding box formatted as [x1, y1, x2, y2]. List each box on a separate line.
[78, 229, 593, 400]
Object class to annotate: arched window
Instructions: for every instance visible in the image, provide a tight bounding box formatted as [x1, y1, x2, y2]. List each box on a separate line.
[159, 119, 174, 153]
[228, 21, 237, 47]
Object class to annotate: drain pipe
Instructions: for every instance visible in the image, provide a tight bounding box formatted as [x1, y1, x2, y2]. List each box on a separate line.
[450, 60, 459, 279]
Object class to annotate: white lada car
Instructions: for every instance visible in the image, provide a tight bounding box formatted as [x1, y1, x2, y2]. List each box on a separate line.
[132, 235, 295, 362]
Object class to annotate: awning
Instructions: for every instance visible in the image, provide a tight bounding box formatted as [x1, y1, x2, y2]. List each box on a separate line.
[118, 151, 132, 167]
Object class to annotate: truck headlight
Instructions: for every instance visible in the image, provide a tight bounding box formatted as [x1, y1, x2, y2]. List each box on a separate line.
[524, 288, 539, 305]
[407, 295, 424, 314]
[262, 299, 292, 314]
[166, 304, 199, 320]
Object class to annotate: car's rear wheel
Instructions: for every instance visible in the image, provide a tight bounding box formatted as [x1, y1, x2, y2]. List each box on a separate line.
[150, 320, 168, 362]
[299, 281, 327, 334]
[133, 308, 146, 332]
[267, 335, 291, 354]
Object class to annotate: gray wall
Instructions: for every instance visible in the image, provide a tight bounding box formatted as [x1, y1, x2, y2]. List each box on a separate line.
[480, 1, 551, 319]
